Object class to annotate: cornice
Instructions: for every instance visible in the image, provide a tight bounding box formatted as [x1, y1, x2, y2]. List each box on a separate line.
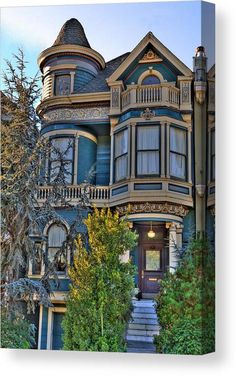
[38, 44, 106, 71]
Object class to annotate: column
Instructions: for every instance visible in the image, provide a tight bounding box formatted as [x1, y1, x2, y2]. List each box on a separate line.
[176, 224, 184, 249]
[70, 71, 76, 94]
[188, 126, 192, 183]
[130, 122, 136, 179]
[109, 125, 114, 185]
[166, 222, 178, 273]
[127, 124, 131, 178]
[160, 121, 166, 177]
[166, 122, 170, 178]
[73, 135, 79, 185]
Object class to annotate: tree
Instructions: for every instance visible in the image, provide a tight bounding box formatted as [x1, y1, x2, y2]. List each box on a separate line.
[155, 237, 215, 354]
[1, 49, 90, 346]
[62, 208, 138, 352]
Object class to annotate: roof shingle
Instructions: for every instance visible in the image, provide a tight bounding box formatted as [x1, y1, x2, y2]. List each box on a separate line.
[53, 18, 91, 48]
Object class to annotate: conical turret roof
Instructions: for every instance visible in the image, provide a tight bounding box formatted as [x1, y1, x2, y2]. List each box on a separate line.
[53, 18, 91, 48]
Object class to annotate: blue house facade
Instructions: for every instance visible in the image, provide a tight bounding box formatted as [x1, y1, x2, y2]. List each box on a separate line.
[29, 19, 215, 350]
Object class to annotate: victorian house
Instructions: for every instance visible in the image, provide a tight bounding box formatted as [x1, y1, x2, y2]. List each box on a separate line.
[29, 18, 215, 350]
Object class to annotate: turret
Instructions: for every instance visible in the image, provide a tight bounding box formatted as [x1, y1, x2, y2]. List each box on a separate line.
[37, 18, 105, 102]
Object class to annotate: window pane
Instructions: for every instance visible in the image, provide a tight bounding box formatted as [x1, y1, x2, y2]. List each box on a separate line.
[145, 250, 160, 270]
[137, 151, 159, 175]
[48, 224, 67, 247]
[170, 152, 186, 179]
[142, 75, 160, 85]
[115, 155, 128, 181]
[51, 138, 73, 159]
[137, 126, 159, 150]
[115, 130, 128, 157]
[212, 155, 215, 180]
[50, 161, 72, 184]
[48, 247, 66, 272]
[170, 127, 186, 154]
[211, 130, 215, 155]
[55, 75, 70, 96]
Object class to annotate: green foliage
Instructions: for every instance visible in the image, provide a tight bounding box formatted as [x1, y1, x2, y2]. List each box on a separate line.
[1, 311, 36, 349]
[62, 208, 138, 352]
[156, 238, 215, 354]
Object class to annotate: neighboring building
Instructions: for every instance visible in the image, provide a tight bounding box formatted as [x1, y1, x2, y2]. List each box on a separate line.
[29, 18, 215, 350]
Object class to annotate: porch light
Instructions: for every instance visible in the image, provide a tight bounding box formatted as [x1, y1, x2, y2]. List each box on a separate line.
[147, 222, 155, 239]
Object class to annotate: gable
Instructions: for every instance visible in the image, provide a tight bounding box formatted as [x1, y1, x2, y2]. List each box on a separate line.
[107, 32, 192, 85]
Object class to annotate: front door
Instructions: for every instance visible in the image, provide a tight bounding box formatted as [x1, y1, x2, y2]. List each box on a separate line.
[136, 224, 168, 294]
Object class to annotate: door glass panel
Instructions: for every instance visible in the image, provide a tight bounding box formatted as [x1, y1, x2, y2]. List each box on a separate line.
[145, 249, 160, 270]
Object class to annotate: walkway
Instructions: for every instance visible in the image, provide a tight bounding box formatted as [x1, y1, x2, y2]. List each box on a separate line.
[126, 299, 160, 354]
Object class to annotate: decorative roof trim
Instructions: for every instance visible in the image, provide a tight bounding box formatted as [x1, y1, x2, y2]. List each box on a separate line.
[38, 44, 105, 71]
[107, 32, 192, 84]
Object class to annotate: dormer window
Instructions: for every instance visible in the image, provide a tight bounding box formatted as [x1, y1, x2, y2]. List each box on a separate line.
[55, 74, 71, 96]
[141, 75, 160, 85]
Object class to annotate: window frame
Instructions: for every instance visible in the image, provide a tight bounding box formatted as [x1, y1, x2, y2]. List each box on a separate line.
[54, 73, 71, 96]
[169, 125, 188, 182]
[114, 128, 129, 183]
[136, 123, 161, 178]
[47, 223, 68, 274]
[48, 136, 75, 185]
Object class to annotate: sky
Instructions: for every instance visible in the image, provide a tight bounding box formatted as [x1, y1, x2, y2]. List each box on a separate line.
[1, 1, 215, 86]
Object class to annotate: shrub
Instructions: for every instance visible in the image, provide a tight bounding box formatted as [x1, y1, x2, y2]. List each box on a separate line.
[1, 312, 36, 349]
[62, 208, 138, 352]
[156, 238, 215, 354]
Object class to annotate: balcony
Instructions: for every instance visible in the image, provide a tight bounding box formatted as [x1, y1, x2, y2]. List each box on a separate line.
[121, 83, 180, 111]
[36, 178, 193, 208]
[36, 185, 110, 206]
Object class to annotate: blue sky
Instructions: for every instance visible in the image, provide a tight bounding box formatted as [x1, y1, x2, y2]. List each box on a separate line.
[1, 1, 215, 86]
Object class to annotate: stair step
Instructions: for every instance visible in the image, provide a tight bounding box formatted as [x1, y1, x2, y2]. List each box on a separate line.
[127, 329, 159, 336]
[129, 323, 160, 331]
[127, 348, 156, 353]
[126, 335, 154, 343]
[127, 340, 156, 349]
[130, 318, 158, 325]
[133, 301, 155, 307]
[132, 313, 157, 319]
[133, 307, 156, 313]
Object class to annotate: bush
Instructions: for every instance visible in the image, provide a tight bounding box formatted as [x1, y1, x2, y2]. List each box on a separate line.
[156, 238, 215, 354]
[62, 208, 138, 352]
[1, 312, 36, 349]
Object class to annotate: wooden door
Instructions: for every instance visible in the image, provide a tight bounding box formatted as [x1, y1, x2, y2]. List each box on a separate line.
[136, 224, 168, 294]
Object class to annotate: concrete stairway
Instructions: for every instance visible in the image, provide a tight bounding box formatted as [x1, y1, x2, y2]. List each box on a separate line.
[126, 299, 159, 354]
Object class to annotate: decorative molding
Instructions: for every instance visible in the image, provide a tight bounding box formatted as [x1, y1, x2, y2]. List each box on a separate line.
[139, 49, 163, 63]
[141, 107, 155, 120]
[196, 184, 206, 198]
[43, 107, 110, 122]
[116, 202, 189, 218]
[210, 206, 215, 217]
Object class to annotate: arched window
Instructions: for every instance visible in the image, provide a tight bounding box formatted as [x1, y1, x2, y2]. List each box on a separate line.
[49, 137, 74, 184]
[48, 224, 67, 272]
[141, 75, 160, 85]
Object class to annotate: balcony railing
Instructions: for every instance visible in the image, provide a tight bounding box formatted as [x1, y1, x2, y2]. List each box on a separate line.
[36, 185, 110, 203]
[121, 83, 180, 111]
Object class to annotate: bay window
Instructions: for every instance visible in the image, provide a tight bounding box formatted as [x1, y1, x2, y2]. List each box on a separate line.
[114, 129, 128, 182]
[137, 125, 160, 175]
[50, 137, 74, 184]
[170, 126, 187, 180]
